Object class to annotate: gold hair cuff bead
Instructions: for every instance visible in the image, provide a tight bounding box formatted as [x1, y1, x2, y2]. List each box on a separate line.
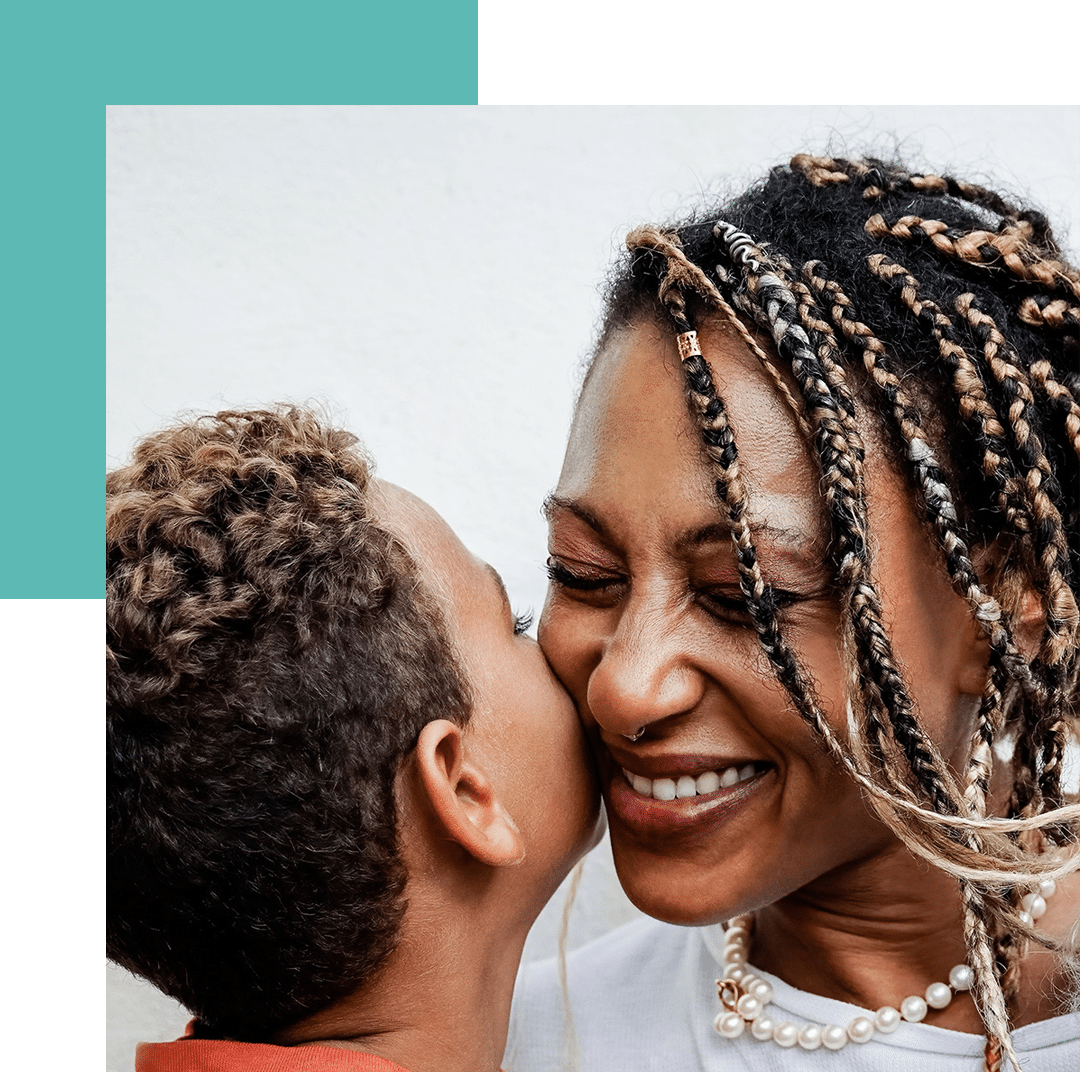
[676, 330, 702, 360]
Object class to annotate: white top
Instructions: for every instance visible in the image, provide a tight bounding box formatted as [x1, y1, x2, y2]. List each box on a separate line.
[504, 917, 1080, 1072]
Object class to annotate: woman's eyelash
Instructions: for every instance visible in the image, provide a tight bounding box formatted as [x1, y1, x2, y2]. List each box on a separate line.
[545, 558, 623, 591]
[545, 556, 806, 617]
[513, 609, 534, 636]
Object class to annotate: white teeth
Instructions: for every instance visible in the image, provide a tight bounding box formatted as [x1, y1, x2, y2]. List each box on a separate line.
[695, 770, 721, 795]
[676, 775, 698, 798]
[622, 764, 760, 799]
[652, 777, 677, 801]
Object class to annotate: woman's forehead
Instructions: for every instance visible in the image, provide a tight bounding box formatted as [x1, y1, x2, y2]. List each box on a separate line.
[559, 318, 824, 539]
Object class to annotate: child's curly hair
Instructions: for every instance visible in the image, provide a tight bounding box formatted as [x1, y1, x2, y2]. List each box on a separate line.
[107, 405, 471, 1041]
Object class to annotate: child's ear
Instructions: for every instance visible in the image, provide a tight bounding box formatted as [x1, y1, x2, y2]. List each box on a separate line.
[414, 720, 525, 867]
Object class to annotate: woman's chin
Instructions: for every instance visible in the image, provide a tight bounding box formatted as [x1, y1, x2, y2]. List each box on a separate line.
[611, 852, 741, 927]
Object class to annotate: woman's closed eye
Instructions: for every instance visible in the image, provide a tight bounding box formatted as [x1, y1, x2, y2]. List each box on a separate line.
[513, 609, 535, 636]
[545, 556, 626, 601]
[694, 584, 803, 627]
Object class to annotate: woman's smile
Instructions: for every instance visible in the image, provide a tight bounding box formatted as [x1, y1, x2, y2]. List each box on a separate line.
[605, 750, 775, 841]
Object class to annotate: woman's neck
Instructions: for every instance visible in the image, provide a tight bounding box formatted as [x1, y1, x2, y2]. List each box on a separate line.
[747, 844, 1076, 1033]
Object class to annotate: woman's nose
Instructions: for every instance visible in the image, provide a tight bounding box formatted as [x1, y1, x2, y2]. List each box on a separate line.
[585, 603, 703, 738]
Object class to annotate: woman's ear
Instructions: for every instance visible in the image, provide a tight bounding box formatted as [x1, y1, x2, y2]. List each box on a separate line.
[959, 543, 1046, 695]
[956, 623, 992, 697]
[414, 720, 525, 867]
[975, 544, 1046, 659]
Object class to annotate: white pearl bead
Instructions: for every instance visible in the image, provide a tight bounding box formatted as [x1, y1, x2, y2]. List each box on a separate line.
[848, 1016, 875, 1044]
[1038, 877, 1057, 898]
[725, 946, 748, 965]
[725, 932, 748, 948]
[948, 964, 974, 991]
[875, 1006, 901, 1033]
[736, 994, 762, 1020]
[822, 1024, 848, 1050]
[748, 979, 774, 1004]
[773, 1021, 798, 1047]
[1021, 892, 1047, 920]
[726, 965, 748, 983]
[751, 1016, 775, 1040]
[739, 973, 760, 991]
[716, 1011, 746, 1038]
[1019, 910, 1034, 926]
[925, 982, 952, 1009]
[901, 995, 928, 1023]
[797, 1024, 823, 1050]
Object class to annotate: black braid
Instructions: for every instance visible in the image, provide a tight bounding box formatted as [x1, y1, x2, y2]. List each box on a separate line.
[726, 255, 961, 812]
[679, 349, 841, 740]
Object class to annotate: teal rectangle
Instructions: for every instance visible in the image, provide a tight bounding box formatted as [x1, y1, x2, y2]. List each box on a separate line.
[4, 1, 477, 599]
[4, 102, 100, 600]
[98, 1, 478, 104]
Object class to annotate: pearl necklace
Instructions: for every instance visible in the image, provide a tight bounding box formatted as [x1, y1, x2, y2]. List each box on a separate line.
[713, 879, 1056, 1052]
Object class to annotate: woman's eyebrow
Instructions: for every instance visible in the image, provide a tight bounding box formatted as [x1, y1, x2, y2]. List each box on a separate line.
[541, 494, 611, 541]
[673, 520, 810, 554]
[543, 494, 808, 555]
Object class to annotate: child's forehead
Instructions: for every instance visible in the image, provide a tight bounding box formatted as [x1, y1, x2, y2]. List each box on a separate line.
[371, 478, 484, 607]
[373, 479, 460, 553]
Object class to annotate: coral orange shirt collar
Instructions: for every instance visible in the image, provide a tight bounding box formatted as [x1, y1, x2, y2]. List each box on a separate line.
[135, 1038, 414, 1072]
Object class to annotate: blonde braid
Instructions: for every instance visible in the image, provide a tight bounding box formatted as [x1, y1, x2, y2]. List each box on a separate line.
[865, 214, 1080, 300]
[953, 293, 1078, 667]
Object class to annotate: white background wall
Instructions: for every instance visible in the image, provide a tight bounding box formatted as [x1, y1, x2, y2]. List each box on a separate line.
[106, 105, 1080, 1069]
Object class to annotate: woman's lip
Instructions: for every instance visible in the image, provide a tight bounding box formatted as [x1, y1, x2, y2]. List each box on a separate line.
[604, 746, 769, 779]
[604, 764, 775, 841]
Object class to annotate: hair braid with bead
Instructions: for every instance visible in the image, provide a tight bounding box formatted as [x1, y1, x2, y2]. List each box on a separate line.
[632, 219, 1025, 1063]
[728, 245, 965, 813]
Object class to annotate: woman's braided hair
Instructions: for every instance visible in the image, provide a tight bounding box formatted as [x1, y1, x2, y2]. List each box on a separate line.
[599, 154, 1080, 1070]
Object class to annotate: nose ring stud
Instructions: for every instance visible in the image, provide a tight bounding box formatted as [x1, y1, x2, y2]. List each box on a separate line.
[622, 726, 645, 742]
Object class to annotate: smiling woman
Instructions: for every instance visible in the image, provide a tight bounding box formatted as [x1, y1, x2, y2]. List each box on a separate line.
[542, 314, 991, 926]
[507, 155, 1080, 1072]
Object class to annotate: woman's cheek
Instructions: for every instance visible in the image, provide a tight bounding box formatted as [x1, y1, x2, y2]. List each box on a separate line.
[539, 601, 598, 707]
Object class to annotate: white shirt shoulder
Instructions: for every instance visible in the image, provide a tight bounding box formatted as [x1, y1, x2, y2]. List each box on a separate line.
[505, 916, 1080, 1072]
